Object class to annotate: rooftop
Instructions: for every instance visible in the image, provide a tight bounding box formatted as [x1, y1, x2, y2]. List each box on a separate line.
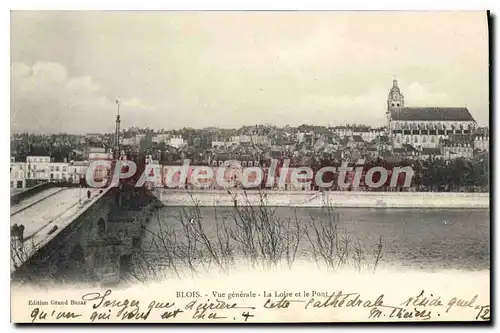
[390, 107, 475, 122]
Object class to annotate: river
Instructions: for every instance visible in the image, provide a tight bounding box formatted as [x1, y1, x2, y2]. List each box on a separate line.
[131, 207, 489, 279]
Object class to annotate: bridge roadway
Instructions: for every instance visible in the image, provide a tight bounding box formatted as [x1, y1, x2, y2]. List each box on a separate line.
[10, 187, 103, 273]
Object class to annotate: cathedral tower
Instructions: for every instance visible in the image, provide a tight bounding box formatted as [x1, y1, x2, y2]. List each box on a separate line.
[387, 78, 405, 111]
[386, 78, 404, 136]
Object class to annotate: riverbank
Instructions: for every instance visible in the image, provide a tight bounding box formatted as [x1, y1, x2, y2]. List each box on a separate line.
[155, 189, 489, 209]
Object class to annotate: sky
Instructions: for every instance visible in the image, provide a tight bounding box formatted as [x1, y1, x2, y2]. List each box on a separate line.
[10, 11, 489, 134]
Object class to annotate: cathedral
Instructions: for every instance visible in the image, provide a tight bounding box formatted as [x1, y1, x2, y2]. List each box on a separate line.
[386, 79, 476, 149]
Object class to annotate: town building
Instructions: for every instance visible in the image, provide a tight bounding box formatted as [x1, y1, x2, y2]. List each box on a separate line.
[122, 135, 143, 147]
[144, 155, 162, 188]
[10, 159, 26, 189]
[386, 79, 476, 149]
[231, 135, 252, 145]
[151, 133, 170, 144]
[26, 156, 51, 182]
[271, 140, 296, 153]
[87, 147, 113, 161]
[250, 135, 271, 146]
[330, 126, 354, 138]
[419, 148, 443, 161]
[168, 135, 187, 148]
[440, 139, 474, 159]
[212, 141, 232, 148]
[342, 135, 365, 150]
[474, 134, 489, 152]
[49, 161, 70, 181]
[358, 127, 385, 143]
[68, 161, 89, 184]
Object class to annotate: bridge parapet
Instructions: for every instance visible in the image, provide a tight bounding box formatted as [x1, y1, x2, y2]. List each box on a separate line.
[10, 182, 56, 205]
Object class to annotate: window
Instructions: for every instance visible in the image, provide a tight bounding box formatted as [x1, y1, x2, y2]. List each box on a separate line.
[56, 166, 60, 172]
[422, 136, 426, 143]
[431, 136, 435, 143]
[50, 166, 54, 171]
[63, 166, 67, 172]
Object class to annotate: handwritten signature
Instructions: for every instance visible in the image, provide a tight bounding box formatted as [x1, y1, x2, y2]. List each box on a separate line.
[26, 288, 489, 323]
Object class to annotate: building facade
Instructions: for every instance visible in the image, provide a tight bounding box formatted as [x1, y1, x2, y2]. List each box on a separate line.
[49, 162, 70, 181]
[68, 161, 89, 184]
[212, 141, 232, 148]
[474, 134, 489, 152]
[26, 156, 51, 181]
[10, 160, 26, 189]
[168, 135, 187, 148]
[386, 79, 476, 149]
[151, 133, 170, 144]
[441, 141, 474, 159]
[358, 128, 385, 143]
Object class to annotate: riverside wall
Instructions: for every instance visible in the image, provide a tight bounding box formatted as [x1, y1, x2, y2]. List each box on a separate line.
[156, 189, 489, 209]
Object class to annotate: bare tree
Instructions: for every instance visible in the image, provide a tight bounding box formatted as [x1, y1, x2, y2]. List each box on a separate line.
[128, 190, 384, 282]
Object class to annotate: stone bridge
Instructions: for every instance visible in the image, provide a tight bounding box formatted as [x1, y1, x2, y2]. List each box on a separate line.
[10, 182, 162, 285]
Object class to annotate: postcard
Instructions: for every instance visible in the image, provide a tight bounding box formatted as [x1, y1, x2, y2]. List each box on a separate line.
[10, 10, 490, 323]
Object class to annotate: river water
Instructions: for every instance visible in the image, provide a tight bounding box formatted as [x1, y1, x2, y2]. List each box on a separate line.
[134, 207, 489, 275]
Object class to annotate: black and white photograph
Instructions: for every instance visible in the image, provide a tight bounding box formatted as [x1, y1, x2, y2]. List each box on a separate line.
[9, 10, 490, 323]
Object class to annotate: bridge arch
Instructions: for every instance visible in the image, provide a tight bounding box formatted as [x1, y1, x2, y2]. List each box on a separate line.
[97, 217, 107, 235]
